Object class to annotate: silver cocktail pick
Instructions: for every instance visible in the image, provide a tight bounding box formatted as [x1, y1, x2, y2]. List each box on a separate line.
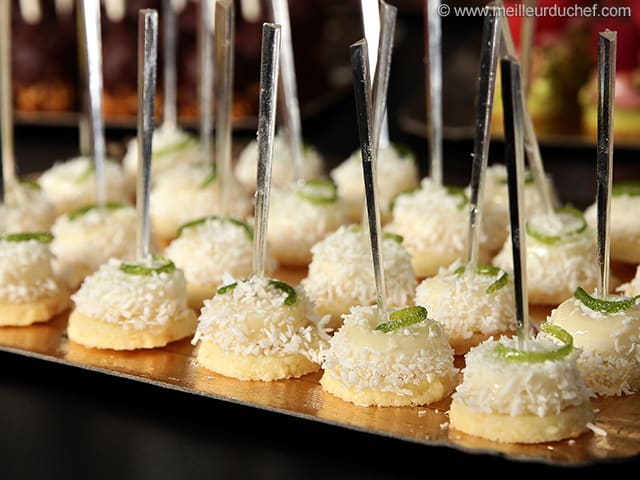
[252, 23, 281, 279]
[424, 0, 442, 185]
[520, 0, 537, 95]
[162, 0, 178, 131]
[79, 0, 107, 206]
[351, 38, 387, 323]
[269, 0, 304, 183]
[595, 30, 616, 299]
[136, 9, 159, 261]
[501, 55, 530, 348]
[466, 6, 501, 267]
[199, 0, 215, 174]
[215, 0, 234, 215]
[0, 0, 16, 203]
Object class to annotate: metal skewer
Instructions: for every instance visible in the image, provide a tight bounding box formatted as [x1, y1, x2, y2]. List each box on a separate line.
[501, 55, 530, 348]
[252, 23, 281, 279]
[162, 0, 178, 131]
[76, 2, 90, 157]
[269, 0, 304, 183]
[424, 0, 443, 185]
[520, 0, 537, 95]
[0, 0, 16, 203]
[466, 6, 501, 267]
[136, 9, 159, 261]
[351, 38, 387, 322]
[595, 30, 616, 299]
[79, 0, 107, 206]
[199, 0, 215, 172]
[361, 0, 390, 150]
[215, 0, 234, 215]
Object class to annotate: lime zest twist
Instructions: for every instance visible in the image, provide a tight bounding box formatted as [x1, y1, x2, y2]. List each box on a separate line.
[445, 185, 469, 210]
[74, 164, 95, 184]
[20, 178, 42, 190]
[0, 232, 54, 243]
[296, 179, 338, 204]
[176, 215, 254, 241]
[388, 185, 421, 213]
[525, 205, 587, 245]
[216, 279, 298, 306]
[154, 136, 198, 160]
[347, 225, 403, 244]
[119, 256, 176, 276]
[375, 305, 428, 333]
[68, 201, 128, 221]
[493, 323, 574, 362]
[454, 264, 509, 294]
[574, 286, 640, 314]
[199, 165, 218, 188]
[612, 180, 640, 197]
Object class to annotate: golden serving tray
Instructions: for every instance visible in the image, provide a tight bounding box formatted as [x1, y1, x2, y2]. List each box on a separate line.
[1, 266, 639, 468]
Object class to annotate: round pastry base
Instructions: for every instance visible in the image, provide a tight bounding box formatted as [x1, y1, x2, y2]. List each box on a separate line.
[195, 340, 321, 382]
[67, 310, 197, 351]
[320, 369, 457, 407]
[0, 292, 70, 327]
[448, 399, 593, 444]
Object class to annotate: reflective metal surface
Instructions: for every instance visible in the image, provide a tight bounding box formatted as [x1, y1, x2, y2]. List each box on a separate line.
[0, 266, 638, 467]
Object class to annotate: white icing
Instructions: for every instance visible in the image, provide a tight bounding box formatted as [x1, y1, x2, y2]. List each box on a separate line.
[451, 334, 593, 417]
[71, 258, 192, 331]
[321, 305, 458, 396]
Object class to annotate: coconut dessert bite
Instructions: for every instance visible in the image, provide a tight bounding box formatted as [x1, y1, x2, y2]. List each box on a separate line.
[50, 202, 140, 291]
[165, 215, 277, 310]
[301, 225, 416, 331]
[0, 181, 55, 233]
[0, 232, 70, 326]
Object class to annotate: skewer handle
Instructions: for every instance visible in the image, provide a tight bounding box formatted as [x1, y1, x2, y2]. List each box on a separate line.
[501, 55, 529, 348]
[424, 0, 442, 185]
[162, 0, 178, 130]
[136, 9, 159, 261]
[199, 0, 215, 171]
[596, 30, 617, 298]
[0, 0, 16, 200]
[351, 38, 387, 320]
[253, 23, 281, 278]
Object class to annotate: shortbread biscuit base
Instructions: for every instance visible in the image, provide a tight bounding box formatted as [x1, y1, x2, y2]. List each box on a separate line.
[67, 310, 197, 350]
[0, 292, 70, 327]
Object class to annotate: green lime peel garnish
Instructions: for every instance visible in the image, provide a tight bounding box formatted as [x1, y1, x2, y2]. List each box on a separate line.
[296, 179, 338, 205]
[493, 323, 573, 362]
[199, 166, 218, 188]
[154, 136, 198, 159]
[216, 279, 298, 306]
[612, 181, 640, 197]
[389, 185, 421, 213]
[176, 215, 253, 241]
[347, 225, 403, 244]
[68, 201, 129, 221]
[526, 205, 587, 245]
[119, 256, 176, 276]
[74, 164, 95, 184]
[20, 178, 42, 190]
[0, 232, 53, 243]
[574, 286, 640, 314]
[375, 305, 428, 333]
[445, 185, 469, 210]
[454, 264, 508, 294]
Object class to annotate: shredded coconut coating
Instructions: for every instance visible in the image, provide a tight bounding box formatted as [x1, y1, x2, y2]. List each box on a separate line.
[414, 260, 516, 340]
[235, 132, 324, 192]
[330, 144, 419, 223]
[71, 258, 192, 331]
[469, 164, 548, 253]
[150, 162, 252, 240]
[51, 206, 138, 288]
[193, 276, 330, 362]
[452, 335, 593, 417]
[0, 183, 55, 233]
[165, 217, 276, 290]
[38, 156, 130, 216]
[585, 195, 640, 263]
[321, 305, 458, 396]
[267, 184, 346, 266]
[547, 296, 640, 396]
[492, 213, 598, 305]
[0, 240, 64, 303]
[301, 225, 417, 315]
[385, 177, 470, 274]
[122, 125, 202, 192]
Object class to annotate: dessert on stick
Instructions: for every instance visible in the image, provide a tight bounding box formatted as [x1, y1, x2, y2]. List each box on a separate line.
[449, 55, 593, 443]
[192, 23, 329, 382]
[121, 0, 200, 196]
[320, 39, 457, 407]
[329, 0, 418, 225]
[415, 12, 515, 356]
[548, 32, 640, 397]
[67, 9, 196, 350]
[149, 0, 251, 247]
[0, 1, 54, 234]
